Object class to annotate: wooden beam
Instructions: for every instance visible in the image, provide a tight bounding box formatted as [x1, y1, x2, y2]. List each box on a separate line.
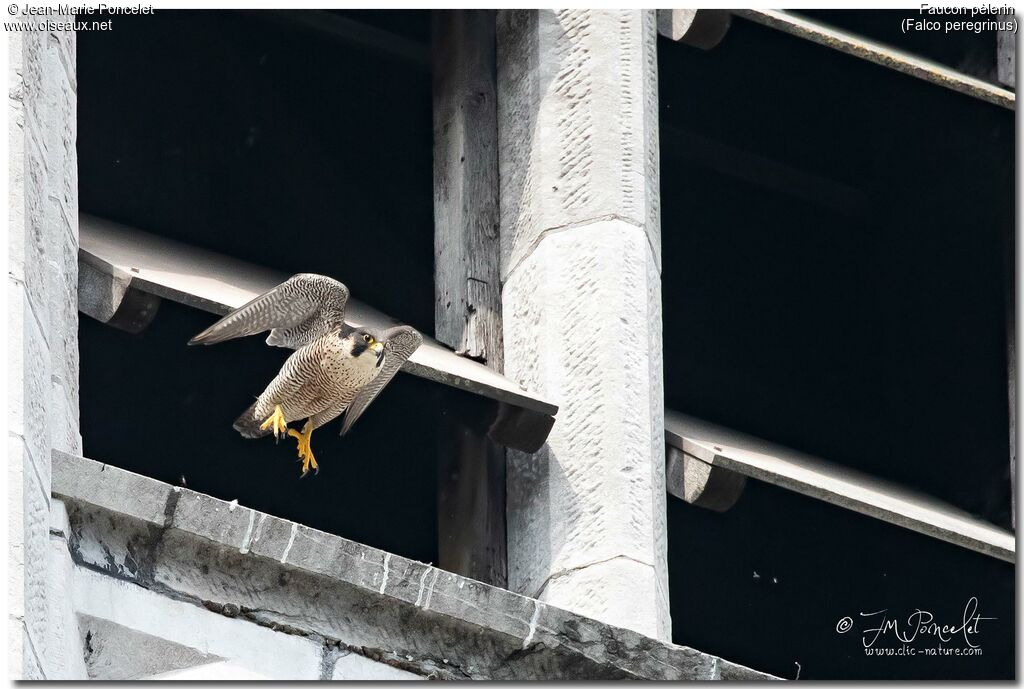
[77, 214, 558, 433]
[249, 10, 430, 70]
[487, 401, 554, 454]
[78, 255, 160, 333]
[666, 445, 746, 512]
[665, 410, 1016, 563]
[656, 10, 731, 50]
[733, 9, 1015, 110]
[432, 10, 507, 587]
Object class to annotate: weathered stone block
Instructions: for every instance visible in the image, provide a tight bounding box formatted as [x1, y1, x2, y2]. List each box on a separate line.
[496, 9, 661, 279]
[49, 380, 81, 456]
[63, 500, 157, 584]
[170, 492, 265, 553]
[497, 9, 669, 641]
[22, 141, 52, 340]
[8, 437, 28, 626]
[53, 451, 171, 527]
[9, 20, 79, 681]
[538, 556, 670, 642]
[9, 282, 51, 475]
[250, 518, 389, 595]
[45, 232, 81, 396]
[46, 530, 87, 679]
[57, 455, 774, 679]
[8, 618, 25, 681]
[22, 627, 45, 680]
[502, 220, 668, 639]
[21, 452, 51, 678]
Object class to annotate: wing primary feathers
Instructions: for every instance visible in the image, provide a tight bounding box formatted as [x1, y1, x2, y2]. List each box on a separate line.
[188, 286, 304, 345]
[187, 273, 349, 348]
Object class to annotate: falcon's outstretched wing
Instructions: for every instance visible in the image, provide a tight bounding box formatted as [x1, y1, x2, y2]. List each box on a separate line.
[188, 273, 349, 349]
[340, 325, 423, 436]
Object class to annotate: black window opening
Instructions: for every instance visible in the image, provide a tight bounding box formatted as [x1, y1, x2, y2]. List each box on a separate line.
[658, 15, 1013, 681]
[77, 10, 453, 566]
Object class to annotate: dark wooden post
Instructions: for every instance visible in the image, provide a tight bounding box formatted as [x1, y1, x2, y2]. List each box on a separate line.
[997, 25, 1015, 89]
[433, 9, 502, 367]
[1005, 186, 1016, 531]
[432, 9, 507, 586]
[1008, 282, 1015, 531]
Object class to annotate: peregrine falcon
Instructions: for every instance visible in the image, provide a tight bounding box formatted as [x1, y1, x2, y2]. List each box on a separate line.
[188, 273, 423, 476]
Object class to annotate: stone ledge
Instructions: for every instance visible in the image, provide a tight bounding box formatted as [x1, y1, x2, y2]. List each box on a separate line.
[51, 450, 775, 681]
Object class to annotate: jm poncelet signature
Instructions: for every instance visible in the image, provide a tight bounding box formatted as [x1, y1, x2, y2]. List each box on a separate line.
[836, 597, 996, 649]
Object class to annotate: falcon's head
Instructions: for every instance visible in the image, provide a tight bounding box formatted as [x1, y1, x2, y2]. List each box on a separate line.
[344, 327, 386, 367]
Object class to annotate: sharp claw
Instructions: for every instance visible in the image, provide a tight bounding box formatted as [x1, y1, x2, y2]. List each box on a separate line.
[262, 405, 289, 443]
[287, 424, 317, 477]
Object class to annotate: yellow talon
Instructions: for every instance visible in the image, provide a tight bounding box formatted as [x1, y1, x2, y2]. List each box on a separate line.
[288, 421, 318, 477]
[259, 404, 289, 440]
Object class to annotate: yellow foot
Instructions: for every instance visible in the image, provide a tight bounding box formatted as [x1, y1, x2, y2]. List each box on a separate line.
[259, 404, 289, 441]
[287, 422, 318, 477]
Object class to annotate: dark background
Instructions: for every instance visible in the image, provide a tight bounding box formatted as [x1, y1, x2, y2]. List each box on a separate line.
[78, 10, 1015, 680]
[659, 14, 1014, 679]
[78, 10, 440, 564]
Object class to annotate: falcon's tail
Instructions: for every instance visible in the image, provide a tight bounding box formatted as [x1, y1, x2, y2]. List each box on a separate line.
[233, 401, 272, 439]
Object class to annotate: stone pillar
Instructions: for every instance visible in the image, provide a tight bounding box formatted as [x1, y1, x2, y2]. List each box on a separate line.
[9, 18, 82, 679]
[497, 10, 669, 640]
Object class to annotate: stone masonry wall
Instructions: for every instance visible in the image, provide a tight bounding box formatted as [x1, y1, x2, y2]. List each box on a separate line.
[8, 17, 81, 679]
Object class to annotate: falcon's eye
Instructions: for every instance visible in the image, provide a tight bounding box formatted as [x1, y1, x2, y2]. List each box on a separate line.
[362, 334, 371, 343]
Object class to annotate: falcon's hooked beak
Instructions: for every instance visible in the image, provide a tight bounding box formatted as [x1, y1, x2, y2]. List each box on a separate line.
[371, 341, 384, 367]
